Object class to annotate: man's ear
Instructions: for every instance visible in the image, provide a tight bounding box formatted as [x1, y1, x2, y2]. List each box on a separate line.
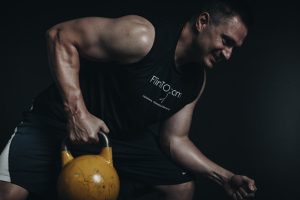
[195, 12, 210, 32]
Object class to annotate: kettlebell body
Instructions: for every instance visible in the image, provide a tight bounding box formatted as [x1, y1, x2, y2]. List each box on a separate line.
[57, 133, 120, 200]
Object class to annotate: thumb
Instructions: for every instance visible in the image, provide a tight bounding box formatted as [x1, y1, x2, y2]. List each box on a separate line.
[245, 179, 257, 192]
[241, 176, 256, 192]
[100, 123, 110, 133]
[248, 183, 255, 191]
[249, 183, 257, 192]
[96, 119, 110, 134]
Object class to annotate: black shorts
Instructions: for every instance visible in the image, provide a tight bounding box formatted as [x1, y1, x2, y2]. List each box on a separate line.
[0, 113, 194, 198]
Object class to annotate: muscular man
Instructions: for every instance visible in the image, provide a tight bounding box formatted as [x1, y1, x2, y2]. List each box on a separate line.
[0, 0, 257, 199]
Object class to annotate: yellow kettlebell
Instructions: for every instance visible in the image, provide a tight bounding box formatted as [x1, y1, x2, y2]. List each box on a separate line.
[57, 132, 120, 200]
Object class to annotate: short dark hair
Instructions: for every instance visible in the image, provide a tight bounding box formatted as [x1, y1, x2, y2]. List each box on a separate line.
[190, 0, 253, 29]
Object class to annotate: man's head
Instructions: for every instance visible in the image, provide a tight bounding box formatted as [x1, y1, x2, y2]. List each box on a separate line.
[189, 0, 252, 68]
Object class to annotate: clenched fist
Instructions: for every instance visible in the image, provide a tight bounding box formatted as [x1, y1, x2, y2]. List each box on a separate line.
[224, 174, 257, 200]
[67, 111, 110, 143]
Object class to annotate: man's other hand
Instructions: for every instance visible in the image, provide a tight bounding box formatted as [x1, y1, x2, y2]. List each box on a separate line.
[224, 174, 257, 200]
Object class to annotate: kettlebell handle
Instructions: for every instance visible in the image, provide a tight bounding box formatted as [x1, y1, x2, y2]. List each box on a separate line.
[99, 131, 110, 147]
[61, 132, 113, 167]
[62, 132, 110, 149]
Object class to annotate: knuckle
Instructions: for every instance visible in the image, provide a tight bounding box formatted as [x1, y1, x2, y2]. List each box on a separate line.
[88, 134, 98, 141]
[69, 135, 75, 142]
[93, 137, 99, 143]
[82, 136, 88, 142]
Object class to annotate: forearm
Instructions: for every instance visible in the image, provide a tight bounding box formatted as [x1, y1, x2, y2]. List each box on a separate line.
[164, 136, 234, 186]
[46, 28, 87, 116]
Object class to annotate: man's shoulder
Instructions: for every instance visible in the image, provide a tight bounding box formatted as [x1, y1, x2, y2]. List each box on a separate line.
[114, 15, 154, 36]
[109, 15, 156, 64]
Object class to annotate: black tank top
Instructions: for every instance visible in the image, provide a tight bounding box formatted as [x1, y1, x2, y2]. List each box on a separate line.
[29, 17, 205, 137]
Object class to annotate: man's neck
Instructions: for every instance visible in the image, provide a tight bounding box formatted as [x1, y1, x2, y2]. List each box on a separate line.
[174, 22, 196, 68]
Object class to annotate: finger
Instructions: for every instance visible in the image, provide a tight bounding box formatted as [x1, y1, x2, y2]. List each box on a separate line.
[100, 122, 110, 133]
[92, 134, 100, 143]
[86, 136, 99, 144]
[242, 177, 256, 192]
[75, 132, 90, 144]
[68, 134, 78, 144]
[236, 191, 243, 200]
[93, 134, 100, 143]
[69, 134, 75, 142]
[246, 192, 255, 198]
[248, 182, 257, 192]
[86, 132, 100, 143]
[232, 193, 238, 200]
[253, 184, 258, 192]
[239, 187, 248, 198]
[83, 136, 90, 143]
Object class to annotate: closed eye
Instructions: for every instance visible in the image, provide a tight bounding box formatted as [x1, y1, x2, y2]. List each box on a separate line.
[222, 34, 236, 47]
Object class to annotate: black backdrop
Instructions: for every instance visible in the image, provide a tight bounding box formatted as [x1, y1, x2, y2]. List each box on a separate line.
[1, 1, 300, 200]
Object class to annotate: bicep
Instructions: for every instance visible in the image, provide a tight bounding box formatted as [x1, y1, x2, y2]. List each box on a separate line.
[161, 102, 196, 139]
[159, 102, 196, 156]
[47, 15, 155, 64]
[160, 75, 206, 139]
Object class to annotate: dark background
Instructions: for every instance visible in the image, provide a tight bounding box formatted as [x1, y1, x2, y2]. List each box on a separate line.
[1, 1, 299, 200]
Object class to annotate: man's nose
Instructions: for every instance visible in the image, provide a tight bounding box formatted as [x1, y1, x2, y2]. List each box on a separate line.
[222, 47, 233, 60]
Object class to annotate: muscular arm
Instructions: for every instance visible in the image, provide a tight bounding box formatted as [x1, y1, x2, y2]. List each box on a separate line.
[160, 77, 257, 199]
[159, 84, 234, 186]
[160, 106, 234, 186]
[45, 16, 155, 142]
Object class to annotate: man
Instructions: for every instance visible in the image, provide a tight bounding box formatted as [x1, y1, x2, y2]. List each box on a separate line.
[0, 0, 257, 199]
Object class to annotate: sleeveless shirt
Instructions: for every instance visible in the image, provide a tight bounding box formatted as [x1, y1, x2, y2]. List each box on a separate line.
[29, 17, 205, 138]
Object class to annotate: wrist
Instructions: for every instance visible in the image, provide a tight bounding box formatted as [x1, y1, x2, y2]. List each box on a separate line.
[226, 173, 235, 185]
[64, 97, 88, 119]
[225, 172, 235, 182]
[209, 170, 235, 187]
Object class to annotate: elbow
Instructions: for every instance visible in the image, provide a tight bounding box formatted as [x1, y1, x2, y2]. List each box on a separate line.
[45, 27, 58, 41]
[159, 134, 182, 157]
[160, 134, 190, 159]
[45, 27, 65, 44]
[45, 27, 76, 52]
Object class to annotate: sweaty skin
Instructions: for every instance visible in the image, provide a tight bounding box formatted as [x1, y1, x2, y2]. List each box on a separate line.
[160, 13, 257, 200]
[46, 14, 257, 200]
[46, 16, 155, 143]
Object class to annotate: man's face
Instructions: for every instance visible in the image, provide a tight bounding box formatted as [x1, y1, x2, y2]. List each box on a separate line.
[195, 15, 248, 68]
